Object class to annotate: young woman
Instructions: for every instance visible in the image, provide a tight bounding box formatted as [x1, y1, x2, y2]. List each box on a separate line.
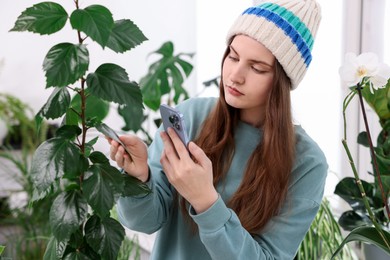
[109, 0, 327, 259]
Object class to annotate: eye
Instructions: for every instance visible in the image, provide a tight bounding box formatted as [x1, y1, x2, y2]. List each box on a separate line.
[228, 55, 239, 62]
[251, 66, 265, 73]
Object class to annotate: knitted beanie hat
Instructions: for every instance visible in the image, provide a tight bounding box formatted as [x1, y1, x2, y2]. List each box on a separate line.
[226, 0, 321, 89]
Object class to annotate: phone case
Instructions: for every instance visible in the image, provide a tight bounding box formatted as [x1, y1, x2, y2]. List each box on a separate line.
[160, 104, 189, 146]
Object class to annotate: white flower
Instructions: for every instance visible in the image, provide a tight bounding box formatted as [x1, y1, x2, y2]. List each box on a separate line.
[339, 52, 390, 93]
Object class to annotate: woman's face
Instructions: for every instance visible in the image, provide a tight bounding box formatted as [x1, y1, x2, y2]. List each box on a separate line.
[222, 34, 275, 127]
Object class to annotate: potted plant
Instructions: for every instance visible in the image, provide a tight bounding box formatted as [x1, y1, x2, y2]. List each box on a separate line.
[332, 52, 390, 258]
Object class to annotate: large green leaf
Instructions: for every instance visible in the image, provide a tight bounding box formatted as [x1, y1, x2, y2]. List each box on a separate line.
[50, 191, 88, 241]
[331, 226, 390, 259]
[70, 91, 110, 123]
[70, 5, 114, 48]
[43, 43, 89, 88]
[85, 215, 125, 260]
[86, 63, 143, 107]
[122, 174, 151, 197]
[43, 236, 67, 260]
[106, 19, 148, 53]
[10, 2, 68, 35]
[83, 158, 124, 218]
[30, 127, 81, 199]
[118, 104, 144, 132]
[140, 42, 193, 110]
[334, 177, 374, 212]
[338, 210, 370, 231]
[362, 81, 390, 120]
[40, 87, 71, 119]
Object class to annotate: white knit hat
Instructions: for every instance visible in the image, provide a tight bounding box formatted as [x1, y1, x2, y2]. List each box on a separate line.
[226, 0, 321, 89]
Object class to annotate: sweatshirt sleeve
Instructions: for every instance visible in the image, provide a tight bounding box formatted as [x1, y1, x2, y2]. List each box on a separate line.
[190, 147, 328, 260]
[116, 127, 174, 234]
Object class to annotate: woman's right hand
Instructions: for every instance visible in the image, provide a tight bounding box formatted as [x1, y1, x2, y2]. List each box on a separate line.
[108, 134, 149, 182]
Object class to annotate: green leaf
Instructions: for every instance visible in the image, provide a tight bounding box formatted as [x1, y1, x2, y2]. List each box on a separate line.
[43, 43, 89, 87]
[331, 226, 390, 259]
[362, 83, 390, 120]
[338, 210, 370, 231]
[70, 91, 110, 122]
[140, 42, 192, 110]
[122, 174, 151, 197]
[70, 5, 114, 48]
[50, 191, 88, 241]
[83, 163, 123, 218]
[155, 41, 174, 57]
[31, 135, 80, 199]
[106, 19, 148, 53]
[86, 63, 143, 107]
[10, 2, 68, 35]
[334, 177, 374, 212]
[43, 236, 67, 260]
[40, 87, 71, 119]
[118, 104, 144, 132]
[85, 215, 125, 260]
[357, 131, 369, 147]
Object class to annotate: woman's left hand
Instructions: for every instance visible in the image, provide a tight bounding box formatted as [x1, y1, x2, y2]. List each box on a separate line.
[160, 128, 218, 214]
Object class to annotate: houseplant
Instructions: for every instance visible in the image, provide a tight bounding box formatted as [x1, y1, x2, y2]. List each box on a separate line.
[295, 198, 355, 259]
[9, 1, 153, 259]
[332, 52, 390, 258]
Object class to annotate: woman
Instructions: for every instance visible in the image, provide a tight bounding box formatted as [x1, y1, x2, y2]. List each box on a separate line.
[110, 0, 327, 259]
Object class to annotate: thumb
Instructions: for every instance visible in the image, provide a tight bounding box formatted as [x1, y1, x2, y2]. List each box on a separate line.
[188, 142, 211, 168]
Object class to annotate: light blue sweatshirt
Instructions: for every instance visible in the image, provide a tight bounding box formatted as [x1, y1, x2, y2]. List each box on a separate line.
[117, 97, 328, 259]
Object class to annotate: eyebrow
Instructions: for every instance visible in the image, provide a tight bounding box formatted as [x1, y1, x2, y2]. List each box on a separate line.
[229, 45, 274, 68]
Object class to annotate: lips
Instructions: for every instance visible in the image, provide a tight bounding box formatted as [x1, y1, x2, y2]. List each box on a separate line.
[227, 86, 244, 96]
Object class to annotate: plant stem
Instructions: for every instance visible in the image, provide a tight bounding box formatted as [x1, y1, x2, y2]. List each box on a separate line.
[341, 139, 390, 249]
[356, 84, 390, 220]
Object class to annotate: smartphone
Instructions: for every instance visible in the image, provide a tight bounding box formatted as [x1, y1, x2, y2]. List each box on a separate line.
[95, 122, 132, 159]
[159, 104, 189, 146]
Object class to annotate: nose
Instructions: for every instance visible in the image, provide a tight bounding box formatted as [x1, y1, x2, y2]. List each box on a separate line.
[229, 63, 245, 85]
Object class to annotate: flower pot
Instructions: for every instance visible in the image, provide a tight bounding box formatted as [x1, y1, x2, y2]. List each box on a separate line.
[363, 243, 390, 260]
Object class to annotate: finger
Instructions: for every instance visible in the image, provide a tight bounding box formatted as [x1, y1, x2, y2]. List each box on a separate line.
[109, 140, 120, 161]
[188, 142, 211, 168]
[160, 130, 180, 162]
[166, 128, 189, 157]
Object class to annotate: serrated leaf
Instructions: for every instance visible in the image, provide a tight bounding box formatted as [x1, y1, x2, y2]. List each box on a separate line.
[106, 19, 148, 53]
[31, 136, 80, 197]
[43, 43, 89, 87]
[86, 63, 143, 107]
[70, 5, 114, 48]
[118, 104, 144, 132]
[70, 91, 110, 122]
[43, 236, 67, 260]
[122, 174, 151, 197]
[85, 215, 125, 260]
[50, 191, 88, 241]
[84, 163, 123, 218]
[10, 2, 68, 35]
[40, 87, 71, 119]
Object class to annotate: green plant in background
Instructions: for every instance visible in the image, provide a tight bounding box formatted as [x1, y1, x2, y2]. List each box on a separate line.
[9, 1, 154, 259]
[0, 93, 57, 259]
[123, 41, 194, 144]
[295, 198, 355, 260]
[332, 52, 390, 258]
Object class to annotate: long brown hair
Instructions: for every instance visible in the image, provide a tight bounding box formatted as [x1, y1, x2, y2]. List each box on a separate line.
[181, 43, 295, 235]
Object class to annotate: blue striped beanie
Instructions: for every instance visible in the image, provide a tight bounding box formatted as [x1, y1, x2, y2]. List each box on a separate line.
[226, 0, 321, 89]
